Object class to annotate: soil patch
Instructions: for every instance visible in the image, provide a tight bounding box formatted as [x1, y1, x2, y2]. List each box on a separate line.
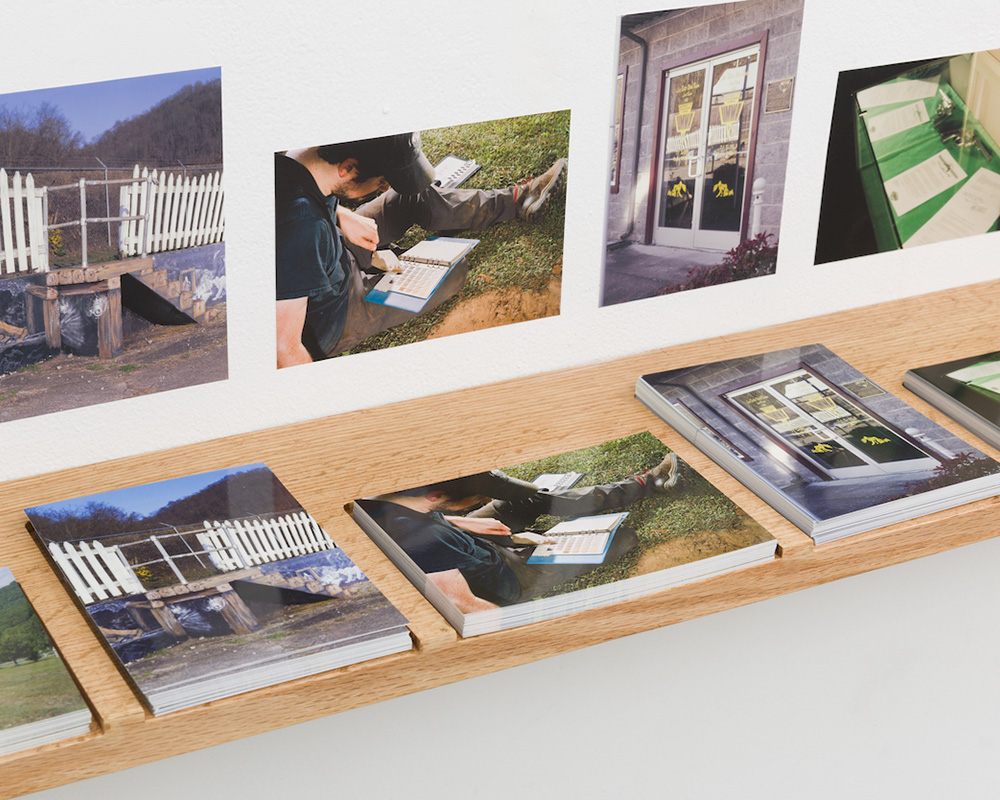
[131, 584, 401, 695]
[633, 513, 773, 576]
[428, 277, 561, 340]
[0, 307, 227, 423]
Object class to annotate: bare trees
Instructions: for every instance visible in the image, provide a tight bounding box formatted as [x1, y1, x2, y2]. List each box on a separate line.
[0, 103, 83, 167]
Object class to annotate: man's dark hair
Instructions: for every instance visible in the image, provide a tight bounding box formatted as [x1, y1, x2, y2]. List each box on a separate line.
[315, 132, 435, 195]
[316, 139, 385, 181]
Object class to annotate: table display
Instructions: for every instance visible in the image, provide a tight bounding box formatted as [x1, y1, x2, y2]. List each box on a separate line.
[854, 54, 1000, 251]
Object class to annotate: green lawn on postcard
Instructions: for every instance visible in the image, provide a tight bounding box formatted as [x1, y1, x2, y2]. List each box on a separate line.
[0, 655, 86, 730]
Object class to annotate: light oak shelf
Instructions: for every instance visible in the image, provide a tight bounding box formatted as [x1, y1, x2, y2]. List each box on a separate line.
[1, 279, 998, 798]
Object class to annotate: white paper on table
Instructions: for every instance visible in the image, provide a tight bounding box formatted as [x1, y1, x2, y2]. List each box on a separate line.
[946, 358, 1000, 383]
[977, 376, 1000, 394]
[863, 101, 930, 141]
[857, 77, 940, 110]
[883, 150, 966, 217]
[903, 168, 1000, 247]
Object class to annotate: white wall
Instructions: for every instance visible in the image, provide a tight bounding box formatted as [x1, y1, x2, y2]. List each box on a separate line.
[2, 0, 997, 482]
[5, 0, 1000, 796]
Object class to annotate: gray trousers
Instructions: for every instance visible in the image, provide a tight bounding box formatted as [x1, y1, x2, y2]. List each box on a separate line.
[467, 478, 649, 531]
[330, 185, 516, 356]
[465, 478, 647, 602]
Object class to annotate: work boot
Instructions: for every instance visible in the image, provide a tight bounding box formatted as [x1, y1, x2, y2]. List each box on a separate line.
[641, 452, 686, 494]
[514, 158, 567, 222]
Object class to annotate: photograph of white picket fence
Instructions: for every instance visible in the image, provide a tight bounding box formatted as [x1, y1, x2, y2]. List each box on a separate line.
[118, 166, 225, 256]
[0, 168, 47, 275]
[0, 165, 225, 276]
[196, 512, 335, 572]
[46, 512, 331, 605]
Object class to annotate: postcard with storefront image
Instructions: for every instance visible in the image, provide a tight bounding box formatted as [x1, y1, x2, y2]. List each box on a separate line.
[352, 432, 776, 637]
[274, 110, 568, 368]
[0, 566, 92, 756]
[0, 68, 228, 424]
[637, 344, 1000, 543]
[815, 50, 1000, 265]
[25, 465, 410, 715]
[602, 0, 804, 306]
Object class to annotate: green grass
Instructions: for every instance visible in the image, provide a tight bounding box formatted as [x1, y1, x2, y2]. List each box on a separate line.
[0, 390, 17, 403]
[0, 655, 86, 730]
[498, 432, 750, 597]
[117, 364, 142, 373]
[342, 110, 570, 355]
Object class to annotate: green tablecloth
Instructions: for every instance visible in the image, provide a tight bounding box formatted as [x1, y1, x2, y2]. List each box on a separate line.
[854, 78, 1000, 250]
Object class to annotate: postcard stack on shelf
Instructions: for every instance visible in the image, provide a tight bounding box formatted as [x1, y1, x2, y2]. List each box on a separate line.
[0, 567, 91, 756]
[352, 432, 776, 637]
[636, 344, 1000, 544]
[904, 350, 1000, 450]
[24, 465, 411, 716]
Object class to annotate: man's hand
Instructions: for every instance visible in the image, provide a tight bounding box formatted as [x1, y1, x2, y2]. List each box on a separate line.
[336, 206, 379, 251]
[445, 516, 512, 537]
[371, 250, 402, 273]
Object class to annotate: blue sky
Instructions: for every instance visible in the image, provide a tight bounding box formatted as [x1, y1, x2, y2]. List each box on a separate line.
[26, 464, 264, 520]
[0, 67, 220, 143]
[0, 567, 13, 589]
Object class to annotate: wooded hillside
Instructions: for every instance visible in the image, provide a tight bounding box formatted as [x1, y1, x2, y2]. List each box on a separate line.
[0, 79, 222, 169]
[85, 79, 222, 166]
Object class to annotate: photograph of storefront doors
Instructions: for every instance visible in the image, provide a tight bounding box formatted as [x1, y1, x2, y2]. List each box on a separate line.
[724, 369, 939, 480]
[654, 44, 760, 251]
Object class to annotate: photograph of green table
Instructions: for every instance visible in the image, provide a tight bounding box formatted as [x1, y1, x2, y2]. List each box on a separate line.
[854, 60, 1000, 251]
[815, 52, 1000, 265]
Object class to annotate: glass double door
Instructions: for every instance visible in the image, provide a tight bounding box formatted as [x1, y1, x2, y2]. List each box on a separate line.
[654, 46, 759, 250]
[725, 369, 939, 479]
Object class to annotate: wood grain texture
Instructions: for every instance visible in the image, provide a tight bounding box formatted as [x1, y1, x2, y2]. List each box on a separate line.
[0, 279, 998, 798]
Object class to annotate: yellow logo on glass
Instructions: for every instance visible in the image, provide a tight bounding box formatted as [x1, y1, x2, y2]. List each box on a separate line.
[713, 181, 734, 198]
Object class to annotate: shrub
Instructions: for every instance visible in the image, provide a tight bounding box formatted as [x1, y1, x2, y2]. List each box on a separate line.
[902, 451, 1000, 496]
[658, 232, 778, 295]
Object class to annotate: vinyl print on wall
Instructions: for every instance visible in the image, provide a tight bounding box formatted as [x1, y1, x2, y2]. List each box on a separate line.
[275, 111, 569, 367]
[815, 49, 1000, 264]
[602, 0, 804, 306]
[0, 68, 227, 423]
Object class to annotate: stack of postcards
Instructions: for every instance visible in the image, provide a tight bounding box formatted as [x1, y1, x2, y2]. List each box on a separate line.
[636, 343, 1000, 544]
[25, 465, 411, 715]
[0, 567, 92, 756]
[353, 432, 776, 637]
[904, 349, 1000, 450]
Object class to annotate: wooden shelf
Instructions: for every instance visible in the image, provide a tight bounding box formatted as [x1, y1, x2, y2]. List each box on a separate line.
[1, 279, 998, 798]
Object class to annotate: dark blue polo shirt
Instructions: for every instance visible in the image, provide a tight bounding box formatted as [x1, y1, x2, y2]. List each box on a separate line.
[275, 153, 350, 360]
[359, 499, 521, 606]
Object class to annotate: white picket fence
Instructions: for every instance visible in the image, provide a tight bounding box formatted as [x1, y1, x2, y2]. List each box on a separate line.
[45, 512, 331, 605]
[197, 512, 335, 572]
[118, 166, 225, 256]
[47, 540, 145, 605]
[0, 168, 48, 275]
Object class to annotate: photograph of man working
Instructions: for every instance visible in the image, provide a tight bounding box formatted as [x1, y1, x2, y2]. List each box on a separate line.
[274, 111, 569, 367]
[359, 452, 683, 612]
